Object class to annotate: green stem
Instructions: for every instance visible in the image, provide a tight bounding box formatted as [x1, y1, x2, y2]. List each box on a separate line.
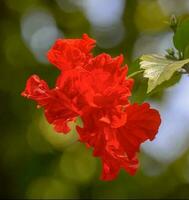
[128, 70, 144, 78]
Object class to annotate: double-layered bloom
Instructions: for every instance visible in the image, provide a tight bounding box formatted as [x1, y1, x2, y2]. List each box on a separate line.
[22, 34, 161, 181]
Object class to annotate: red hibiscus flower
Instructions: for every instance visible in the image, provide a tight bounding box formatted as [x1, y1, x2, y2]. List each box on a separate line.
[22, 34, 161, 181]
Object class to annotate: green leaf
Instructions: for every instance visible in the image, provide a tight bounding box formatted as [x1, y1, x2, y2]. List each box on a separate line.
[140, 54, 189, 93]
[173, 19, 189, 53]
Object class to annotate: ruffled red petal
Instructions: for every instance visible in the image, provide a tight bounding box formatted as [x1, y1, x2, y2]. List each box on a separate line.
[22, 74, 80, 134]
[101, 152, 139, 181]
[117, 103, 161, 159]
[47, 34, 95, 71]
[21, 75, 50, 107]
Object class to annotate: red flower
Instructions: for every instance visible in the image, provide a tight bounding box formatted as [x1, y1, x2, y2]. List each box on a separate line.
[22, 34, 161, 181]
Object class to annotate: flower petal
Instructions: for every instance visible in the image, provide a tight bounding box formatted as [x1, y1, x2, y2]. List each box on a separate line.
[117, 103, 161, 159]
[47, 34, 95, 71]
[21, 75, 50, 107]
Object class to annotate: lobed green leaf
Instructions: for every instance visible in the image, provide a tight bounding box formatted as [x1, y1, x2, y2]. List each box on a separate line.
[140, 54, 189, 93]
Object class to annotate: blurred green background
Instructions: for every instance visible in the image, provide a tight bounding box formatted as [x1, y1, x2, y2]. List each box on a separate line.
[1, 0, 189, 198]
